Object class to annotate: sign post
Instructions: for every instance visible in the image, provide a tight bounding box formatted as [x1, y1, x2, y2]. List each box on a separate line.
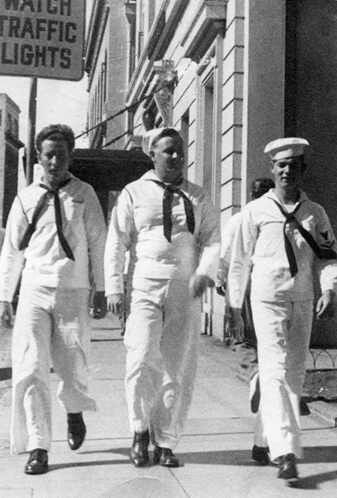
[26, 76, 37, 184]
[0, 0, 86, 183]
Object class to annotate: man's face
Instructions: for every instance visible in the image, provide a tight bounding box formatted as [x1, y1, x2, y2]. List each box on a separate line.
[271, 156, 305, 190]
[38, 136, 71, 187]
[151, 135, 185, 184]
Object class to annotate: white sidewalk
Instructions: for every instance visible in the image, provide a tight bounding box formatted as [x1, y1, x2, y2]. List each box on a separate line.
[0, 316, 337, 497]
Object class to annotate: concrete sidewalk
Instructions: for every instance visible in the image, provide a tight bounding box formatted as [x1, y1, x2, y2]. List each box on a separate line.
[0, 316, 337, 497]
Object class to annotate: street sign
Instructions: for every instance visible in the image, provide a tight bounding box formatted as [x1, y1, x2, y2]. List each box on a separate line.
[0, 0, 85, 80]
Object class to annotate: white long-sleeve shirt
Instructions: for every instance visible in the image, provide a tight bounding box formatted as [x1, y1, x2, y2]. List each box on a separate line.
[228, 189, 337, 307]
[104, 170, 220, 295]
[217, 211, 242, 285]
[0, 173, 107, 301]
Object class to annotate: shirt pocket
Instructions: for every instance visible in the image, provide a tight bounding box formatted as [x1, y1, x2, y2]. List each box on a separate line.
[63, 198, 84, 223]
[293, 215, 316, 249]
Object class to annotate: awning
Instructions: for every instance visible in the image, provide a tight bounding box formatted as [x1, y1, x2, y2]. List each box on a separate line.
[70, 148, 153, 191]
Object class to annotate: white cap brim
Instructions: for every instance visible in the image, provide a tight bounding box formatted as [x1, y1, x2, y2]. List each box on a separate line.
[264, 137, 310, 160]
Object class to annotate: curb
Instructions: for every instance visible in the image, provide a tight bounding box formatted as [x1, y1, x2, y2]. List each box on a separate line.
[307, 400, 337, 427]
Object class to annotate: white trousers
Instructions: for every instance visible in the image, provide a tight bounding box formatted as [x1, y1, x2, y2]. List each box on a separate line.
[124, 277, 200, 450]
[252, 299, 313, 460]
[11, 281, 96, 454]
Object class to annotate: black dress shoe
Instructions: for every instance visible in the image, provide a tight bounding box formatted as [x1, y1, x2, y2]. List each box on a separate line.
[67, 412, 86, 450]
[130, 430, 150, 467]
[251, 445, 270, 465]
[277, 453, 298, 485]
[24, 448, 48, 475]
[153, 446, 180, 467]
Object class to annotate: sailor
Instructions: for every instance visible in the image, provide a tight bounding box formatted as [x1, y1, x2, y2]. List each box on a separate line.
[105, 128, 220, 468]
[228, 137, 337, 484]
[0, 124, 107, 474]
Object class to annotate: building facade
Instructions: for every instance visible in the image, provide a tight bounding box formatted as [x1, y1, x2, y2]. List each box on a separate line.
[0, 94, 23, 227]
[85, 0, 129, 149]
[86, 0, 337, 343]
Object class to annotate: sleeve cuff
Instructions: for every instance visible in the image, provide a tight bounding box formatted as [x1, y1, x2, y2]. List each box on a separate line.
[105, 275, 124, 296]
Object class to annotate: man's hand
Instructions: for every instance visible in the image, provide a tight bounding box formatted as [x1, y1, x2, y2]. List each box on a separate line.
[189, 274, 215, 298]
[106, 293, 125, 317]
[0, 301, 13, 328]
[227, 307, 245, 342]
[316, 290, 336, 319]
[92, 291, 107, 319]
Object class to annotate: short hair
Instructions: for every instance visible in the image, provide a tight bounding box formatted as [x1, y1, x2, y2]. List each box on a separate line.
[250, 177, 275, 199]
[150, 128, 183, 151]
[35, 124, 75, 152]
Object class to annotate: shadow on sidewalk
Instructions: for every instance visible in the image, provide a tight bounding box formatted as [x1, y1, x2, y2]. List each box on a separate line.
[80, 447, 129, 457]
[302, 445, 337, 463]
[293, 470, 337, 490]
[49, 458, 128, 471]
[176, 445, 337, 466]
[176, 449, 257, 466]
[79, 444, 337, 465]
[46, 445, 337, 489]
[48, 448, 131, 472]
[81, 448, 257, 466]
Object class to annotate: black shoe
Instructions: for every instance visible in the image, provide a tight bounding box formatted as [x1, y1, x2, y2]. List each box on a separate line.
[251, 445, 270, 465]
[277, 453, 299, 485]
[24, 448, 48, 475]
[67, 412, 86, 451]
[130, 430, 150, 467]
[153, 446, 180, 467]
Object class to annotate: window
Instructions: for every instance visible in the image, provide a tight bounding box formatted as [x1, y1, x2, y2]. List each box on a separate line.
[13, 118, 18, 137]
[125, 1, 136, 80]
[138, 31, 144, 58]
[181, 110, 190, 176]
[103, 51, 107, 103]
[197, 39, 223, 209]
[6, 112, 12, 133]
[137, 0, 145, 59]
[148, 0, 156, 29]
[202, 75, 215, 199]
[127, 109, 134, 135]
[129, 21, 136, 79]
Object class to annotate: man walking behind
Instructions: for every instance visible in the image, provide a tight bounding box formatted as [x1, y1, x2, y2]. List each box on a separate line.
[216, 177, 274, 344]
[0, 124, 106, 474]
[105, 128, 220, 468]
[228, 138, 337, 485]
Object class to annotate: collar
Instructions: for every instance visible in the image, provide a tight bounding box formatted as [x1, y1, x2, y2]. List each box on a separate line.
[142, 169, 187, 188]
[265, 188, 308, 207]
[34, 172, 74, 190]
